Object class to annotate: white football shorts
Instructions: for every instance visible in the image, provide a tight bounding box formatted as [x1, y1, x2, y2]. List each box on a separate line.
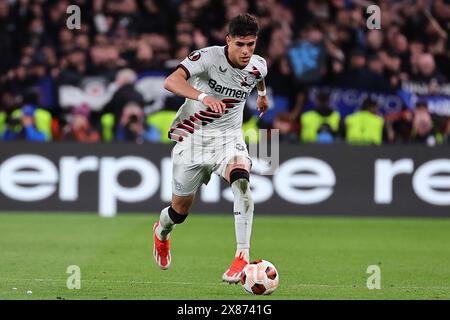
[171, 136, 251, 196]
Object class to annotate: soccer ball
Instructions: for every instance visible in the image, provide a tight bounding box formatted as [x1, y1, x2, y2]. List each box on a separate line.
[240, 259, 279, 295]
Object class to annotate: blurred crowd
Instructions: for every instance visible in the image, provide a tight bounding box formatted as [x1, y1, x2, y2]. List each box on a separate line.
[0, 0, 450, 145]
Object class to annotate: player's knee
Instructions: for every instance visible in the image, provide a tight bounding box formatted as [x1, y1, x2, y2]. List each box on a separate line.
[229, 168, 249, 186]
[230, 168, 251, 196]
[168, 205, 188, 224]
[231, 155, 248, 166]
[229, 156, 250, 170]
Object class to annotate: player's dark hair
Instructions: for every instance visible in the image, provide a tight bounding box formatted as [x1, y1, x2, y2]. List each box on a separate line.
[229, 13, 259, 37]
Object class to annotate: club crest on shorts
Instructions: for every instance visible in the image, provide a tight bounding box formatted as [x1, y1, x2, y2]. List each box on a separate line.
[235, 143, 245, 151]
[174, 181, 184, 191]
[188, 51, 201, 61]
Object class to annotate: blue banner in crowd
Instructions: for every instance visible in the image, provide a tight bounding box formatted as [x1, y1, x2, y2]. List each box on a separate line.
[37, 75, 450, 119]
[398, 89, 450, 117]
[423, 96, 450, 117]
[304, 87, 450, 117]
[304, 87, 404, 116]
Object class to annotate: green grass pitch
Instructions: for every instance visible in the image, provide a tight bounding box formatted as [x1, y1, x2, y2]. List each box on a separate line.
[1, 213, 450, 300]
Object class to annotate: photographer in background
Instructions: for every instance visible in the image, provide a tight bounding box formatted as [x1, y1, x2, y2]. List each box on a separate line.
[300, 91, 340, 144]
[2, 105, 46, 142]
[101, 69, 145, 122]
[61, 103, 100, 143]
[115, 102, 160, 143]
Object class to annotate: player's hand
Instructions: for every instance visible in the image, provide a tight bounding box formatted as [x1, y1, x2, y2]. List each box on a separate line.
[257, 95, 269, 118]
[202, 96, 226, 113]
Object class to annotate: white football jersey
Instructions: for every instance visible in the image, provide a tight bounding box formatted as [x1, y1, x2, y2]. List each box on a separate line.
[168, 45, 267, 143]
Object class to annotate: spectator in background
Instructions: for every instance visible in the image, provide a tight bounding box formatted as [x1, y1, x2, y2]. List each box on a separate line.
[272, 112, 298, 144]
[288, 23, 326, 86]
[403, 53, 447, 95]
[316, 123, 336, 144]
[100, 68, 145, 124]
[442, 117, 450, 144]
[0, 0, 15, 75]
[58, 48, 88, 86]
[0, 90, 16, 115]
[365, 30, 384, 57]
[287, 23, 326, 122]
[61, 103, 100, 143]
[2, 105, 46, 142]
[300, 91, 340, 144]
[411, 101, 436, 146]
[0, 102, 6, 136]
[115, 102, 159, 143]
[137, 0, 170, 34]
[344, 98, 385, 145]
[130, 39, 155, 71]
[367, 54, 392, 92]
[385, 106, 414, 144]
[392, 33, 411, 74]
[336, 49, 388, 91]
[0, 0, 449, 146]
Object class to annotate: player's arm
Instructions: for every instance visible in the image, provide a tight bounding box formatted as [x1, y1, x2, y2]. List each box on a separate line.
[164, 67, 226, 113]
[256, 79, 268, 118]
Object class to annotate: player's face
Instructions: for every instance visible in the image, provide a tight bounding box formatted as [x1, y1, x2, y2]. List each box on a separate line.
[226, 35, 257, 67]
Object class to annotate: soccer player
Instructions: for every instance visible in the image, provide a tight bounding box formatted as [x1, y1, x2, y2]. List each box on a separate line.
[153, 13, 268, 284]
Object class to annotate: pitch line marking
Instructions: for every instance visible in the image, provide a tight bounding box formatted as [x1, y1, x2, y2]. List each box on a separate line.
[1, 278, 450, 291]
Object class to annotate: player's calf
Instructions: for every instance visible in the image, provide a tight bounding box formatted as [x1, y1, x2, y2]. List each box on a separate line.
[153, 205, 188, 270]
[223, 168, 254, 283]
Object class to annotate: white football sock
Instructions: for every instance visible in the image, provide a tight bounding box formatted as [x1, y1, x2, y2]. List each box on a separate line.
[155, 206, 175, 241]
[231, 178, 254, 262]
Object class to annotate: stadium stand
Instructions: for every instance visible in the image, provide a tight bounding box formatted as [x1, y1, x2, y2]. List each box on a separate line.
[0, 0, 449, 145]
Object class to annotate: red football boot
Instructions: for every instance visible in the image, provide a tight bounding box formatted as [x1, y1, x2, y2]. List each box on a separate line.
[222, 253, 248, 283]
[153, 222, 171, 270]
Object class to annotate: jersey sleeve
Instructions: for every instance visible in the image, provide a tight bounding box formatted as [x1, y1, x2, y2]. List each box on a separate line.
[178, 49, 211, 79]
[256, 56, 268, 82]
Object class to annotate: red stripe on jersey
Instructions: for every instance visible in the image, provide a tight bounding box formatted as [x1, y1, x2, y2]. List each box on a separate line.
[200, 110, 222, 118]
[194, 113, 214, 122]
[222, 98, 240, 104]
[183, 119, 196, 128]
[170, 127, 189, 136]
[250, 66, 261, 79]
[168, 104, 231, 139]
[176, 123, 194, 133]
[190, 115, 201, 123]
[168, 132, 184, 142]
